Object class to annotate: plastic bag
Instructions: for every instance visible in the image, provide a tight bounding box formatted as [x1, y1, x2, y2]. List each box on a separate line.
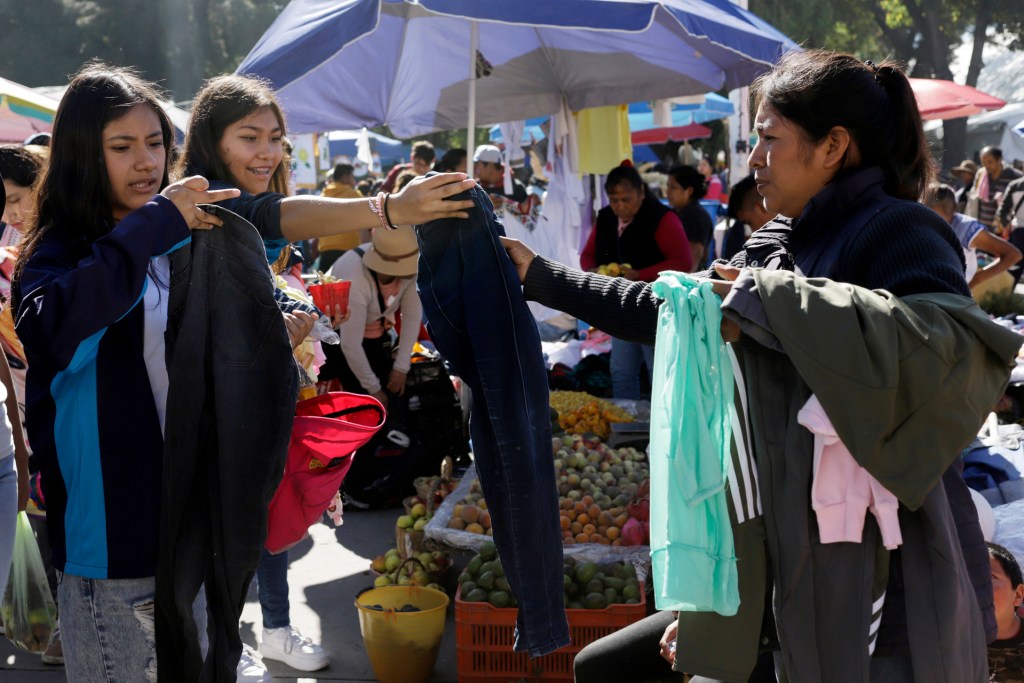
[1, 512, 57, 652]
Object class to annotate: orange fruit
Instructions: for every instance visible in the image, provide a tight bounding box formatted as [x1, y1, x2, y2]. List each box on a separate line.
[560, 516, 571, 531]
[597, 525, 608, 536]
[606, 527, 620, 541]
[564, 537, 575, 545]
[587, 504, 602, 519]
[597, 511, 614, 528]
[461, 505, 480, 524]
[577, 513, 590, 526]
[582, 524, 597, 536]
[573, 501, 587, 515]
[590, 533, 605, 544]
[448, 518, 465, 530]
[581, 495, 595, 506]
[465, 522, 485, 534]
[611, 538, 622, 547]
[571, 522, 583, 536]
[479, 510, 491, 528]
[575, 533, 590, 544]
[614, 514, 629, 528]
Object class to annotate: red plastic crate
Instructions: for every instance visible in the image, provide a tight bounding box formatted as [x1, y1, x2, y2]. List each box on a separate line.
[455, 583, 646, 682]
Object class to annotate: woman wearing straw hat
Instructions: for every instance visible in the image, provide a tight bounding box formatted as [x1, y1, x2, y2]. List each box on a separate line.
[326, 226, 422, 408]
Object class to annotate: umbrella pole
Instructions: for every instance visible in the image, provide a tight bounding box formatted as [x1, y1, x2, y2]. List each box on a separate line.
[467, 21, 478, 153]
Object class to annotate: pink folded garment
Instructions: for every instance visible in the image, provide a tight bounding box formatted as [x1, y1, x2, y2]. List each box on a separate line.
[798, 395, 902, 550]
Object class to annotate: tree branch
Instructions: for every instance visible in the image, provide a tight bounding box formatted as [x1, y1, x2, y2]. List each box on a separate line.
[867, 4, 915, 59]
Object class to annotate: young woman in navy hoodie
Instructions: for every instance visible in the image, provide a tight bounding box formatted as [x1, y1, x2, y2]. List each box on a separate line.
[10, 63, 240, 681]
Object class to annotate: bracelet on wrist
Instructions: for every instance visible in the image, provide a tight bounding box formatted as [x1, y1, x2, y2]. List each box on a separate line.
[368, 192, 389, 230]
[381, 192, 399, 230]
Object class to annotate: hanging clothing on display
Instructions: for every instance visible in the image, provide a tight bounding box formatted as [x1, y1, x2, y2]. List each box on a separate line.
[576, 105, 632, 175]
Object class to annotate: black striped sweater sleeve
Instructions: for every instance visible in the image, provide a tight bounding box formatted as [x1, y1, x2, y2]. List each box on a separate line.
[522, 255, 660, 345]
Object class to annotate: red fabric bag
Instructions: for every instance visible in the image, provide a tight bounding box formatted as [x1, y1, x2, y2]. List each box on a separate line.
[265, 392, 385, 554]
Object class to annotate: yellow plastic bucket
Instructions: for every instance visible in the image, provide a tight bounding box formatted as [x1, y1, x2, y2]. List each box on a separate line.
[355, 585, 450, 683]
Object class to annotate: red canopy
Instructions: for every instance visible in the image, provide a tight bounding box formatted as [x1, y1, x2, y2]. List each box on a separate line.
[631, 122, 712, 145]
[909, 78, 1005, 121]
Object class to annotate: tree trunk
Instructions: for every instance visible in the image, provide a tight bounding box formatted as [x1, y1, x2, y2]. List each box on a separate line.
[941, 118, 969, 171]
[943, 5, 992, 172]
[965, 4, 991, 87]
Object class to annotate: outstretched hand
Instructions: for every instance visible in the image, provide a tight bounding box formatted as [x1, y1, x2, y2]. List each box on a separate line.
[162, 176, 240, 230]
[499, 236, 536, 283]
[388, 172, 477, 225]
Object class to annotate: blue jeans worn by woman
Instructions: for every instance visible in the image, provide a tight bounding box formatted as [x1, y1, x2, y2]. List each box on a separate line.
[58, 573, 157, 682]
[610, 336, 655, 399]
[256, 547, 289, 629]
[416, 184, 569, 656]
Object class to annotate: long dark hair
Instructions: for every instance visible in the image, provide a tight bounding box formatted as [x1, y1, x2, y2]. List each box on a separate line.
[668, 165, 707, 201]
[15, 63, 174, 282]
[178, 74, 290, 195]
[0, 144, 48, 188]
[753, 50, 932, 201]
[435, 148, 467, 173]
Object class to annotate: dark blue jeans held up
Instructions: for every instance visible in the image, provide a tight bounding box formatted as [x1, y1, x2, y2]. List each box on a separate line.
[416, 186, 569, 656]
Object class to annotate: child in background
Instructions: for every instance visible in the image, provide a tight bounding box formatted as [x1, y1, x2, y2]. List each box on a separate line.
[988, 542, 1024, 681]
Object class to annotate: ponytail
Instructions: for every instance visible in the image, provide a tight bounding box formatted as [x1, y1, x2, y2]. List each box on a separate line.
[870, 62, 933, 199]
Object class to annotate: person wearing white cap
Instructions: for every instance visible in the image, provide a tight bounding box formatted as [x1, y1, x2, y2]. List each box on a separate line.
[326, 226, 422, 407]
[473, 144, 527, 207]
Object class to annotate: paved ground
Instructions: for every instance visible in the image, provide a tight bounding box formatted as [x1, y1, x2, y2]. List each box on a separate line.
[0, 507, 469, 682]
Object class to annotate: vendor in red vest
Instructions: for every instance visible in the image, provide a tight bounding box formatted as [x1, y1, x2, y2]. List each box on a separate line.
[580, 160, 691, 399]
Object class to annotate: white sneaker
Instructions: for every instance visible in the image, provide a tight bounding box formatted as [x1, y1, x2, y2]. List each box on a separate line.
[260, 625, 329, 672]
[237, 644, 272, 683]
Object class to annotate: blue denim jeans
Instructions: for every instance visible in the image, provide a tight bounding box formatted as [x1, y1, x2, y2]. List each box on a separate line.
[58, 573, 157, 682]
[256, 547, 289, 629]
[416, 185, 569, 656]
[0, 455, 18, 594]
[610, 336, 654, 400]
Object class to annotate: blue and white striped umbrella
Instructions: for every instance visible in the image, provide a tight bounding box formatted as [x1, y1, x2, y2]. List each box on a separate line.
[237, 0, 795, 138]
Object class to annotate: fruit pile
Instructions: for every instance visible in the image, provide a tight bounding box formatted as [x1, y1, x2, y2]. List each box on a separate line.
[554, 433, 650, 546]
[446, 480, 492, 535]
[370, 548, 450, 592]
[549, 390, 633, 439]
[396, 500, 433, 532]
[595, 262, 632, 277]
[413, 474, 459, 509]
[457, 542, 642, 610]
[561, 556, 642, 609]
[456, 541, 516, 607]
[446, 432, 650, 547]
